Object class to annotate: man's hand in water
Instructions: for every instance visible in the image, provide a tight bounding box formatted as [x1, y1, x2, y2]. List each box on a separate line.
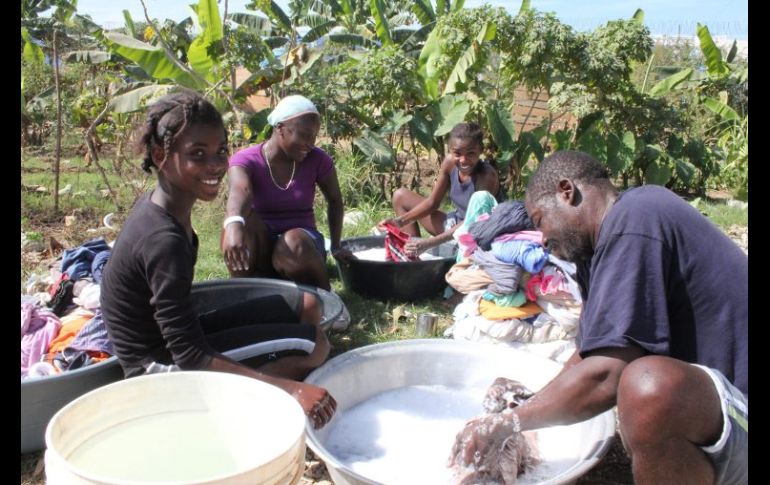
[482, 377, 534, 414]
[291, 382, 337, 429]
[449, 410, 525, 484]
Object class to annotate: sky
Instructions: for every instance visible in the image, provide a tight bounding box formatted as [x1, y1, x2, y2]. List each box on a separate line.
[74, 0, 748, 40]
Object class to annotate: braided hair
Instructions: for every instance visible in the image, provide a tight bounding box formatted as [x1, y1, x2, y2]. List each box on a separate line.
[448, 122, 484, 151]
[139, 89, 226, 173]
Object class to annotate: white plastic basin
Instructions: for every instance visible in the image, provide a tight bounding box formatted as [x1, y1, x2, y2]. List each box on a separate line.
[45, 371, 306, 484]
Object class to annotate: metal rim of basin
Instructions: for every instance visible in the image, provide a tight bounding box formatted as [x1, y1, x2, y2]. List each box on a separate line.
[303, 339, 617, 485]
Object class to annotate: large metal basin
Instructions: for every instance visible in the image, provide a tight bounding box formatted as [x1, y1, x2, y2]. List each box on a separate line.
[335, 236, 456, 302]
[21, 278, 347, 453]
[305, 340, 616, 485]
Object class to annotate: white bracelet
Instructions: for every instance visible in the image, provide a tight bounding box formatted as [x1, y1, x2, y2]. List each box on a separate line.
[223, 215, 246, 229]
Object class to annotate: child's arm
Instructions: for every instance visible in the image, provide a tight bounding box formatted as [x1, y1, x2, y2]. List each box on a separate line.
[203, 354, 336, 429]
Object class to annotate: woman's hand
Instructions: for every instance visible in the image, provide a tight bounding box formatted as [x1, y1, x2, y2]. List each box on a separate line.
[377, 217, 401, 231]
[222, 223, 250, 272]
[405, 237, 432, 258]
[331, 247, 356, 263]
[289, 382, 337, 429]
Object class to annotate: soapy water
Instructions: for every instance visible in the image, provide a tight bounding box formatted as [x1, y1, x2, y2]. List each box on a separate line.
[354, 247, 442, 262]
[323, 385, 585, 484]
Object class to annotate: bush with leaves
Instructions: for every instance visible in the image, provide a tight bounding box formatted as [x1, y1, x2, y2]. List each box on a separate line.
[496, 9, 579, 92]
[342, 46, 421, 120]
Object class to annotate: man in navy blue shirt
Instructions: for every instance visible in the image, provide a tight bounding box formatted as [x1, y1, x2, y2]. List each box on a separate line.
[451, 150, 747, 484]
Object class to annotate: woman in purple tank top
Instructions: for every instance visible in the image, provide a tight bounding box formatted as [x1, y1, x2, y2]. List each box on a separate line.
[220, 95, 352, 290]
[378, 123, 500, 257]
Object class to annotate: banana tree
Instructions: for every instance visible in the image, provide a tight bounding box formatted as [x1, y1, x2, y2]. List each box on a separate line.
[648, 23, 745, 121]
[22, 0, 80, 213]
[97, 0, 249, 131]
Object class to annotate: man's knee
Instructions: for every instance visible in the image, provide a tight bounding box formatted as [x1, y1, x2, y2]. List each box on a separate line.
[618, 356, 720, 447]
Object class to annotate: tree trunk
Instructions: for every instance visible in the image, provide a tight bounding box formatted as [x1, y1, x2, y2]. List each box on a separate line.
[53, 29, 62, 214]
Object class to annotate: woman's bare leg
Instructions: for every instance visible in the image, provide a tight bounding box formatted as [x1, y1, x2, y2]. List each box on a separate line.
[392, 188, 447, 237]
[272, 229, 330, 290]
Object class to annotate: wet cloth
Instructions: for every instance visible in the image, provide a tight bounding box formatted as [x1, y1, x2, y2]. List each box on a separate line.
[468, 200, 534, 250]
[493, 230, 544, 245]
[479, 299, 542, 321]
[21, 302, 62, 378]
[525, 266, 573, 302]
[52, 348, 111, 372]
[447, 291, 566, 345]
[46, 308, 95, 360]
[67, 311, 114, 355]
[454, 191, 498, 261]
[445, 258, 494, 293]
[535, 297, 581, 337]
[383, 222, 418, 262]
[47, 274, 75, 317]
[482, 291, 527, 308]
[546, 254, 582, 302]
[61, 238, 111, 280]
[470, 249, 522, 295]
[72, 282, 101, 310]
[491, 240, 548, 274]
[90, 250, 111, 284]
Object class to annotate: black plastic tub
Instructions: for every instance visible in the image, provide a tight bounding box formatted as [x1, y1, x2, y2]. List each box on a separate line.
[21, 278, 346, 453]
[334, 236, 457, 302]
[190, 278, 347, 333]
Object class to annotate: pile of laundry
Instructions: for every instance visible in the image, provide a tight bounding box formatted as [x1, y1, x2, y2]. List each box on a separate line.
[444, 192, 582, 362]
[21, 237, 114, 380]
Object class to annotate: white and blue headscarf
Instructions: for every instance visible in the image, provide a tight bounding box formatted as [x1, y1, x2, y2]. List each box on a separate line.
[267, 95, 319, 126]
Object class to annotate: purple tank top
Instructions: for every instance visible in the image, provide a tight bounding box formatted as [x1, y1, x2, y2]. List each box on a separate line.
[228, 143, 334, 233]
[449, 161, 489, 220]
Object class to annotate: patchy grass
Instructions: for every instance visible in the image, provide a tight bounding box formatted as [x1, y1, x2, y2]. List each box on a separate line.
[696, 199, 748, 229]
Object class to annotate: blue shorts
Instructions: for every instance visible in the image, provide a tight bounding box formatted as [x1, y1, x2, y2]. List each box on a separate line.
[444, 210, 462, 232]
[694, 365, 748, 485]
[268, 227, 327, 258]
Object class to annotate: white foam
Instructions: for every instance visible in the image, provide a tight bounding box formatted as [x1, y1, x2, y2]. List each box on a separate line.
[323, 385, 586, 484]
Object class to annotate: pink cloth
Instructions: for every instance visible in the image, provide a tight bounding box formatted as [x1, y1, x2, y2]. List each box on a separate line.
[21, 302, 62, 378]
[458, 232, 478, 257]
[493, 230, 544, 245]
[383, 222, 418, 262]
[461, 230, 544, 259]
[525, 266, 572, 301]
